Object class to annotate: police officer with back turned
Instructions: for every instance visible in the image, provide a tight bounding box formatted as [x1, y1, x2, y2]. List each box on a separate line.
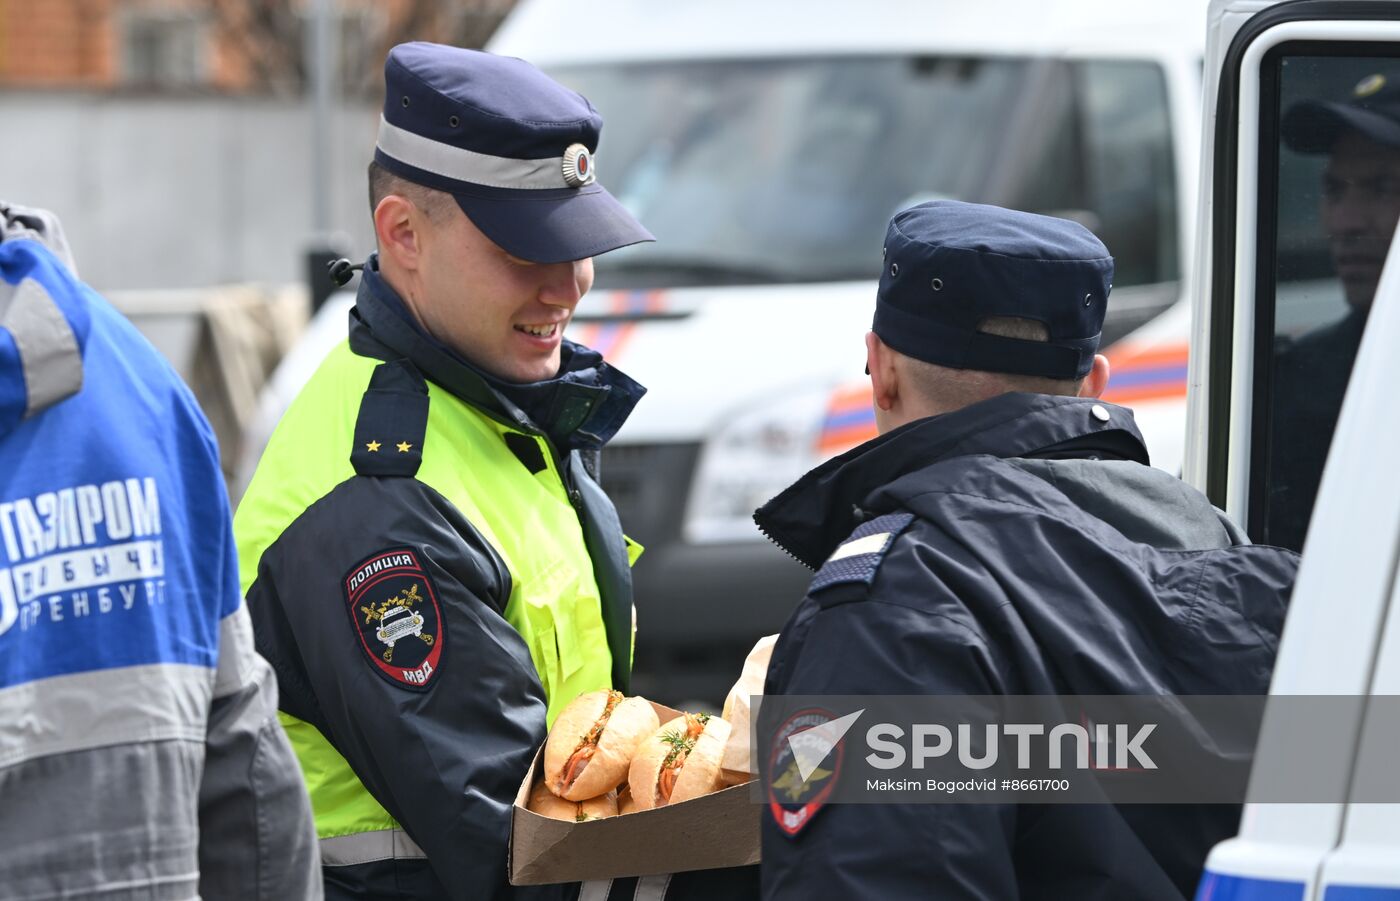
[757, 201, 1298, 900]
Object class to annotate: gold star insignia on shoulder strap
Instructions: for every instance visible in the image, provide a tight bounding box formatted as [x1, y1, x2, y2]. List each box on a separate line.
[351, 360, 426, 478]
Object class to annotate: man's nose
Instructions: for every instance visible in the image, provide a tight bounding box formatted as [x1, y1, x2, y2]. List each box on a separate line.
[538, 260, 590, 307]
[1328, 190, 1376, 234]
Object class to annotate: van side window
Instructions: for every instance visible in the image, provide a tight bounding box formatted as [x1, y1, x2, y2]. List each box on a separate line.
[1075, 61, 1180, 289]
[1258, 54, 1398, 551]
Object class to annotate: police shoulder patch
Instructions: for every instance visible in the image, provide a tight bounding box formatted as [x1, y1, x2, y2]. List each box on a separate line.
[343, 547, 443, 689]
[768, 707, 848, 838]
[808, 511, 916, 594]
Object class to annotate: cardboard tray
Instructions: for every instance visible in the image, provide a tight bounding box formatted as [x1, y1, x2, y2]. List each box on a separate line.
[509, 702, 760, 885]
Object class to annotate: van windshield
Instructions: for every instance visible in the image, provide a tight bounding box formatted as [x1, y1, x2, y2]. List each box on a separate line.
[550, 56, 1038, 287]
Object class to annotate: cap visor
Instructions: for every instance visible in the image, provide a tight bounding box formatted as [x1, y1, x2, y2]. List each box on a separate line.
[1282, 100, 1400, 154]
[453, 185, 654, 264]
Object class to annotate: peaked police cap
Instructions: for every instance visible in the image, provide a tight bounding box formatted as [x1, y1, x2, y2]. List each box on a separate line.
[1283, 71, 1400, 154]
[374, 43, 654, 263]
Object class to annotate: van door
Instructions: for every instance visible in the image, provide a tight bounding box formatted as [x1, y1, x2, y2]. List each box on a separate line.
[1188, 1, 1400, 897]
[1315, 546, 1400, 894]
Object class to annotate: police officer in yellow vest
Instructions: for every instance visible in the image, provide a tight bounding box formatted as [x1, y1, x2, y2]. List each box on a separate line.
[234, 44, 654, 900]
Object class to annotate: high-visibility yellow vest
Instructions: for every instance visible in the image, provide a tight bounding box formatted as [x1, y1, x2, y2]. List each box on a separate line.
[235, 340, 630, 842]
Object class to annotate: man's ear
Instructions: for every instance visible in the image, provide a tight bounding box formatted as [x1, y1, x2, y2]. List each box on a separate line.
[373, 195, 422, 271]
[866, 331, 899, 412]
[1079, 353, 1111, 399]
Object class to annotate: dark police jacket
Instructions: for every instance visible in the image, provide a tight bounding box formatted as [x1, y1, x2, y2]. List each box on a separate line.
[1268, 308, 1366, 551]
[237, 263, 644, 901]
[754, 392, 1297, 901]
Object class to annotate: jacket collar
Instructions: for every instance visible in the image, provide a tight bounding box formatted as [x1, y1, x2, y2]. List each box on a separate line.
[754, 392, 1149, 569]
[1, 207, 88, 436]
[350, 256, 644, 450]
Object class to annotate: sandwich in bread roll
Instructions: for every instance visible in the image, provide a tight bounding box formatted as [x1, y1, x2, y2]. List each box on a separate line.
[526, 781, 617, 822]
[627, 712, 731, 811]
[545, 690, 660, 801]
[720, 635, 775, 784]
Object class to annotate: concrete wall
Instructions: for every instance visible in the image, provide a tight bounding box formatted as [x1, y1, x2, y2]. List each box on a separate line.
[0, 91, 380, 291]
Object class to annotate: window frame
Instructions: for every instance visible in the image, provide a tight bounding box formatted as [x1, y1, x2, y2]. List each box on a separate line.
[1247, 40, 1400, 543]
[1204, 4, 1400, 529]
[118, 8, 211, 90]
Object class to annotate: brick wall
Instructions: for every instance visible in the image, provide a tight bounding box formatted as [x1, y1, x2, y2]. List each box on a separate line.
[0, 0, 118, 86]
[0, 0, 517, 94]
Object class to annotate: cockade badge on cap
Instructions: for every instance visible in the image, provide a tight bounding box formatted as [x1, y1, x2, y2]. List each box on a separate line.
[561, 143, 595, 188]
[1356, 73, 1387, 98]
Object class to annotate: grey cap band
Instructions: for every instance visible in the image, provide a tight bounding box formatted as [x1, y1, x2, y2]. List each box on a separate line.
[375, 116, 583, 190]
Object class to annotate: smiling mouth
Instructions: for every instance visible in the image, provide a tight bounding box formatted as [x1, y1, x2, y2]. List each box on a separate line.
[515, 323, 559, 338]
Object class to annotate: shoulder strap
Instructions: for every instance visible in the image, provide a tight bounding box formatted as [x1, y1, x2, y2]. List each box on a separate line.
[809, 511, 917, 595]
[350, 359, 429, 477]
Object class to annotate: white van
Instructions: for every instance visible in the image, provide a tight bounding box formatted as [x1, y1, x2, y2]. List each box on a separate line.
[491, 0, 1210, 701]
[239, 0, 1209, 702]
[1184, 0, 1400, 896]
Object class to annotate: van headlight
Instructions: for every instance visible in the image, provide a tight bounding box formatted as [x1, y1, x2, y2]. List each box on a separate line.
[682, 382, 876, 544]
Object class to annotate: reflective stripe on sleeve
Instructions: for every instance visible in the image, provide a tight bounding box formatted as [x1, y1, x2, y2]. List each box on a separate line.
[0, 663, 210, 769]
[319, 828, 427, 867]
[1, 276, 82, 416]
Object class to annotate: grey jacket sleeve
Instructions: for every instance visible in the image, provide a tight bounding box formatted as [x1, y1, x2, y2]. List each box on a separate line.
[198, 601, 322, 900]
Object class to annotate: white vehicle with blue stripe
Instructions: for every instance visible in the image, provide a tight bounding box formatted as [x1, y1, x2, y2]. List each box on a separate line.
[484, 0, 1210, 702]
[1187, 0, 1400, 898]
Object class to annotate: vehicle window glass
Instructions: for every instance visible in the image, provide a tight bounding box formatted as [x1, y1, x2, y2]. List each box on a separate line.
[1007, 60, 1085, 221]
[1259, 53, 1399, 551]
[1075, 60, 1180, 288]
[551, 56, 1031, 287]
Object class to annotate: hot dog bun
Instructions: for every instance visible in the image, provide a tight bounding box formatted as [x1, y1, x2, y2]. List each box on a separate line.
[577, 791, 619, 821]
[526, 781, 618, 822]
[544, 690, 660, 801]
[627, 713, 731, 811]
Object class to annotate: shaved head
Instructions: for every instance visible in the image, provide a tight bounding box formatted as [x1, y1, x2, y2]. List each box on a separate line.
[367, 161, 455, 226]
[895, 318, 1086, 411]
[866, 316, 1109, 432]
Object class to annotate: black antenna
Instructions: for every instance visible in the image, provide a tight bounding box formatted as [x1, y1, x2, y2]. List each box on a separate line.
[327, 258, 365, 287]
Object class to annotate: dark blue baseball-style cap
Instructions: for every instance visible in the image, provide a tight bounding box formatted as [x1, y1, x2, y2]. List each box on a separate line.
[1282, 71, 1400, 154]
[374, 42, 654, 264]
[873, 200, 1113, 380]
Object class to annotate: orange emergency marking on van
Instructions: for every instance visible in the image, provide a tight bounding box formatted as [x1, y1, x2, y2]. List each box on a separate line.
[817, 382, 878, 456]
[568, 291, 669, 362]
[571, 321, 639, 362]
[1101, 342, 1191, 406]
[609, 289, 669, 315]
[813, 342, 1186, 462]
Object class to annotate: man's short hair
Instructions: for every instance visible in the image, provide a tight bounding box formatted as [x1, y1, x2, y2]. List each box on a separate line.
[897, 316, 1085, 409]
[367, 160, 454, 223]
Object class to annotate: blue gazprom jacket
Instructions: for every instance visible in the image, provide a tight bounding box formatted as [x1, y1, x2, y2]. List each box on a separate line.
[0, 203, 320, 901]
